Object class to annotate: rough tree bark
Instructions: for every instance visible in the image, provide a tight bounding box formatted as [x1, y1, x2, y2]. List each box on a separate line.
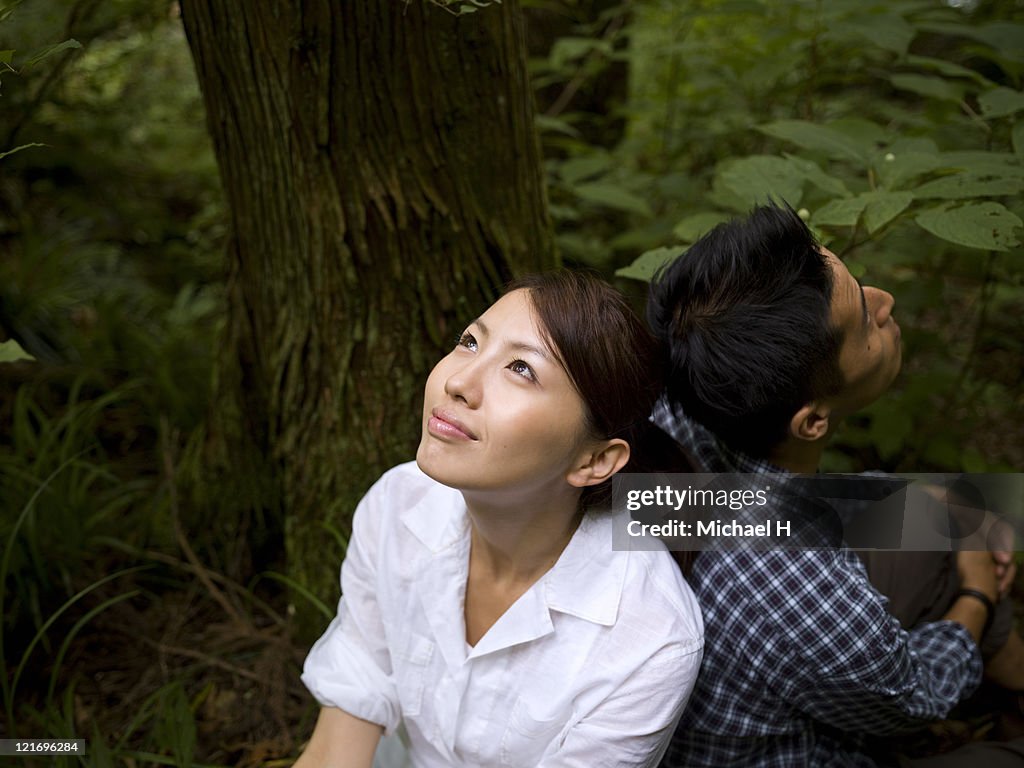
[179, 0, 555, 636]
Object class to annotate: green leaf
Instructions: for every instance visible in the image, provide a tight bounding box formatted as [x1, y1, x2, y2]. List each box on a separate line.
[558, 154, 612, 185]
[20, 39, 81, 69]
[811, 196, 869, 228]
[904, 55, 993, 87]
[616, 246, 681, 283]
[863, 191, 913, 233]
[890, 74, 965, 103]
[550, 36, 612, 68]
[912, 173, 1024, 200]
[672, 212, 730, 243]
[0, 142, 45, 161]
[534, 115, 579, 137]
[978, 87, 1024, 119]
[0, 0, 24, 23]
[915, 202, 1022, 252]
[0, 50, 13, 65]
[572, 182, 652, 217]
[917, 21, 1024, 64]
[758, 120, 867, 164]
[784, 154, 849, 196]
[717, 155, 804, 208]
[1014, 121, 1024, 156]
[937, 151, 1024, 178]
[844, 16, 915, 56]
[876, 151, 944, 190]
[0, 339, 34, 363]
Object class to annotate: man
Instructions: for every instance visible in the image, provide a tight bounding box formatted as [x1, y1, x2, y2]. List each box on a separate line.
[647, 203, 1023, 766]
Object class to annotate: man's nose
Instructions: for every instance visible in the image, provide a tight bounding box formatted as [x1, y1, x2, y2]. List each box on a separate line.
[865, 286, 895, 326]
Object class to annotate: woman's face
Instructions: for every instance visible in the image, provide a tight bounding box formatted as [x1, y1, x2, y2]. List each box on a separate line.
[416, 289, 598, 501]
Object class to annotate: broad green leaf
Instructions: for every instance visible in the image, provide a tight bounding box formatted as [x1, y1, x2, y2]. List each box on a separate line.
[890, 74, 964, 103]
[904, 55, 992, 87]
[758, 120, 867, 164]
[21, 39, 81, 69]
[915, 202, 1022, 252]
[937, 151, 1024, 178]
[717, 155, 805, 208]
[876, 151, 943, 190]
[573, 182, 652, 217]
[863, 191, 913, 233]
[0, 50, 13, 65]
[844, 16, 915, 56]
[534, 115, 579, 137]
[811, 196, 869, 228]
[784, 154, 849, 196]
[0, 339, 34, 363]
[1014, 121, 1024, 156]
[917, 21, 1024, 64]
[558, 154, 613, 185]
[672, 212, 730, 243]
[912, 173, 1024, 200]
[978, 87, 1024, 119]
[0, 142, 45, 161]
[0, 0, 24, 23]
[550, 37, 612, 68]
[616, 246, 682, 283]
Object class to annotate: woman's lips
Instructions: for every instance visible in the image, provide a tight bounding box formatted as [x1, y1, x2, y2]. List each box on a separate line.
[428, 409, 478, 441]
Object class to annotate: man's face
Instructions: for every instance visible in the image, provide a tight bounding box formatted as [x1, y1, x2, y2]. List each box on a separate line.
[824, 249, 902, 414]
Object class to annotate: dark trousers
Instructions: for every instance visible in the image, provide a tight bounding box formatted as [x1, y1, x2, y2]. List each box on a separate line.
[860, 550, 1024, 767]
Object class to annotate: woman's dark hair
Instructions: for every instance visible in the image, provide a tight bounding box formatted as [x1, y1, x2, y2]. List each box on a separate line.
[506, 270, 666, 508]
[647, 203, 844, 457]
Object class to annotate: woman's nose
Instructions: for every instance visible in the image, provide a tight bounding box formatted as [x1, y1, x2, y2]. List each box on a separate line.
[444, 357, 483, 407]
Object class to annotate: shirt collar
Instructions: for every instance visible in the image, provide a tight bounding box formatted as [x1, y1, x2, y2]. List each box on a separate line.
[399, 479, 628, 661]
[650, 395, 779, 475]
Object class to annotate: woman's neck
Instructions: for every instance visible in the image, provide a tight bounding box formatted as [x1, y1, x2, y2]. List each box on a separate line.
[463, 488, 583, 585]
[462, 489, 584, 646]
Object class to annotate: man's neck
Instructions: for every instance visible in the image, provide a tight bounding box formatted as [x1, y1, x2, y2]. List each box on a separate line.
[768, 438, 825, 474]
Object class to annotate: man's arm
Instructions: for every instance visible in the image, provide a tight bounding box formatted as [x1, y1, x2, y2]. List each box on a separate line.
[944, 548, 1000, 645]
[293, 707, 382, 768]
[762, 549, 988, 736]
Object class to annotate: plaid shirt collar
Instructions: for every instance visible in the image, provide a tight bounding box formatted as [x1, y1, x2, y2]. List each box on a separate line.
[650, 396, 779, 476]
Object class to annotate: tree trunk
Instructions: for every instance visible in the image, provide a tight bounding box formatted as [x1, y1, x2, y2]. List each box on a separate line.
[179, 0, 555, 638]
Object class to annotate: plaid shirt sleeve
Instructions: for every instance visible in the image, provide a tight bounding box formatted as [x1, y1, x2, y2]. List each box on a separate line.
[653, 399, 984, 765]
[757, 548, 982, 735]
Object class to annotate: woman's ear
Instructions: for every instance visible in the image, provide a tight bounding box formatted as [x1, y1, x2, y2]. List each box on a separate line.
[567, 439, 631, 488]
[789, 402, 831, 442]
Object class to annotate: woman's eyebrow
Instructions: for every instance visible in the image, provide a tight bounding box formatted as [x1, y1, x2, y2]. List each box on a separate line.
[473, 318, 551, 360]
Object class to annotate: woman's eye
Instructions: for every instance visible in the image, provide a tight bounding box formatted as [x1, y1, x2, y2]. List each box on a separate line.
[508, 359, 536, 381]
[457, 332, 478, 352]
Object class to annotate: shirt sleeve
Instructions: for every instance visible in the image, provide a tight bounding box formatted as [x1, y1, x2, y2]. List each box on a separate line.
[539, 638, 702, 768]
[761, 549, 982, 736]
[300, 482, 402, 734]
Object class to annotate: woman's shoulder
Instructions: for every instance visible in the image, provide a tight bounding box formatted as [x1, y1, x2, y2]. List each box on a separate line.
[576, 512, 703, 649]
[622, 544, 704, 644]
[353, 461, 460, 538]
[361, 461, 449, 508]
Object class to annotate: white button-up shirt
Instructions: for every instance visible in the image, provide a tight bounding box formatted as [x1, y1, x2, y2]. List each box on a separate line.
[302, 462, 703, 767]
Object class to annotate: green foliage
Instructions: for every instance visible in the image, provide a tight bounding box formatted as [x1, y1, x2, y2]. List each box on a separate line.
[546, 0, 1024, 472]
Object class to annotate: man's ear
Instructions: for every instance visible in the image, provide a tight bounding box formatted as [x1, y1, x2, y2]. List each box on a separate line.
[567, 439, 631, 488]
[789, 402, 831, 443]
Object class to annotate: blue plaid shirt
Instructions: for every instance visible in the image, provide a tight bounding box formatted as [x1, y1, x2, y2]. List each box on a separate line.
[653, 399, 983, 768]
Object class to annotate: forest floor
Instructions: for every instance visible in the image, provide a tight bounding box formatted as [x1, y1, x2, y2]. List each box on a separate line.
[18, 547, 1021, 766]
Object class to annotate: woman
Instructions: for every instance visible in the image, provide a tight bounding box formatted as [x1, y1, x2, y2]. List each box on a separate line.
[297, 271, 703, 767]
